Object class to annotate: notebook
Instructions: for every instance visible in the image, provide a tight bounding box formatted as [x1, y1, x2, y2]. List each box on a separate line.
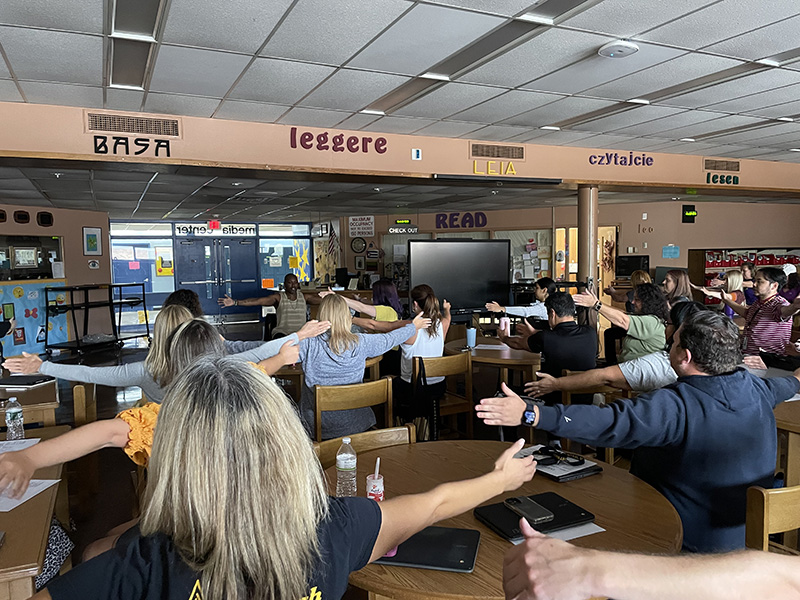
[374, 526, 480, 573]
[515, 444, 603, 482]
[474, 492, 595, 543]
[0, 375, 55, 388]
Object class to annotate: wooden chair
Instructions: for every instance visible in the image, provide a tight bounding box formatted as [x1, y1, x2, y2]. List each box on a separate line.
[72, 382, 97, 426]
[411, 353, 473, 441]
[561, 369, 631, 464]
[364, 355, 382, 382]
[746, 484, 800, 554]
[314, 424, 416, 470]
[313, 376, 393, 442]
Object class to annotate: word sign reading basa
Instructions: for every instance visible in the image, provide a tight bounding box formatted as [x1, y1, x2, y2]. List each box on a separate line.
[94, 135, 171, 157]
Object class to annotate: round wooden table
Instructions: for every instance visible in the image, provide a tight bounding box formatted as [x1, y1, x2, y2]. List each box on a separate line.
[445, 336, 540, 385]
[326, 440, 682, 600]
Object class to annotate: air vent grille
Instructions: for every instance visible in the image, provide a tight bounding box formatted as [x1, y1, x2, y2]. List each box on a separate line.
[471, 143, 524, 160]
[88, 113, 180, 137]
[704, 159, 739, 172]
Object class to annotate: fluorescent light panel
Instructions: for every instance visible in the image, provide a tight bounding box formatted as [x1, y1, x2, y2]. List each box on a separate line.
[626, 98, 650, 105]
[110, 38, 151, 88]
[680, 138, 696, 142]
[113, 0, 162, 39]
[540, 125, 561, 130]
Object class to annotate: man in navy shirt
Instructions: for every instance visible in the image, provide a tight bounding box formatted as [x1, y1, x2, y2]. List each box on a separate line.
[479, 311, 800, 553]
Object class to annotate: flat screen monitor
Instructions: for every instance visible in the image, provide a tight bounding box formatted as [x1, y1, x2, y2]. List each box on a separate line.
[408, 240, 510, 314]
[615, 255, 649, 279]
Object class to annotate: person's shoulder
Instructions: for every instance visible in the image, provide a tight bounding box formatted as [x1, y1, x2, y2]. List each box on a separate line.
[324, 497, 382, 530]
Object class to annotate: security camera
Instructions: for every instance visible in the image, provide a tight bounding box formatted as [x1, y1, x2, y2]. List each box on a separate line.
[598, 40, 639, 59]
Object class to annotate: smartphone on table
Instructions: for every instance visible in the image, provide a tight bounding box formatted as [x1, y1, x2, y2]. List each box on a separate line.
[503, 496, 554, 525]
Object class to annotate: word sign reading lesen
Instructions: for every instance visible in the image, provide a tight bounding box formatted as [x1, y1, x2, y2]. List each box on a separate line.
[348, 216, 375, 237]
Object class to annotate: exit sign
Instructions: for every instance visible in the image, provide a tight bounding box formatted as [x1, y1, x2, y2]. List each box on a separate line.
[682, 205, 697, 223]
[395, 219, 411, 224]
[208, 220, 221, 230]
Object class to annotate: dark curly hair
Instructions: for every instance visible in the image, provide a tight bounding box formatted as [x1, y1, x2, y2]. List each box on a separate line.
[678, 311, 741, 375]
[164, 289, 203, 318]
[633, 283, 669, 323]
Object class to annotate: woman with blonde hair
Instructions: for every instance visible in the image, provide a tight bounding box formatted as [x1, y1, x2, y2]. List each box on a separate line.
[298, 294, 431, 439]
[35, 357, 536, 600]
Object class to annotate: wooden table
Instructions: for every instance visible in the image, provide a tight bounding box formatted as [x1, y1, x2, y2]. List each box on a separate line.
[326, 440, 682, 600]
[0, 425, 70, 600]
[445, 337, 540, 386]
[0, 380, 59, 427]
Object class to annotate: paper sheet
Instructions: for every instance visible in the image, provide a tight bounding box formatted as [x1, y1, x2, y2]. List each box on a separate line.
[0, 438, 40, 454]
[511, 522, 605, 544]
[0, 479, 59, 512]
[474, 343, 510, 350]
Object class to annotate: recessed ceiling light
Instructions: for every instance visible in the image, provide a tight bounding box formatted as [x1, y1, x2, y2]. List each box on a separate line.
[679, 138, 696, 142]
[231, 182, 243, 186]
[627, 98, 650, 105]
[53, 172, 63, 178]
[419, 72, 450, 81]
[755, 58, 780, 67]
[540, 126, 561, 131]
[516, 13, 554, 25]
[789, 148, 800, 152]
[360, 109, 385, 116]
[777, 117, 794, 122]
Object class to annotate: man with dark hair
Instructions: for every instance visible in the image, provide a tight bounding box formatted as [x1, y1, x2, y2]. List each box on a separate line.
[497, 292, 596, 405]
[163, 288, 203, 317]
[704, 266, 800, 355]
[478, 310, 800, 553]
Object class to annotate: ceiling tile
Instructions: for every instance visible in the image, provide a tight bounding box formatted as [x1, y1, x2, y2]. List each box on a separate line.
[0, 79, 22, 102]
[144, 93, 221, 117]
[214, 100, 290, 123]
[458, 28, 608, 88]
[522, 42, 685, 95]
[656, 114, 768, 139]
[641, 0, 800, 50]
[586, 54, 744, 100]
[105, 88, 144, 112]
[452, 89, 563, 123]
[412, 120, 484, 137]
[422, 0, 537, 17]
[359, 116, 436, 134]
[702, 122, 800, 145]
[706, 83, 800, 114]
[277, 106, 351, 127]
[263, 0, 410, 64]
[0, 0, 104, 34]
[162, 0, 294, 53]
[0, 57, 9, 79]
[465, 124, 533, 141]
[746, 99, 800, 120]
[347, 4, 503, 75]
[150, 45, 251, 97]
[501, 96, 617, 127]
[704, 14, 800, 61]
[562, 133, 639, 148]
[562, 0, 717, 36]
[299, 69, 410, 110]
[229, 58, 335, 104]
[394, 82, 505, 119]
[0, 27, 102, 85]
[611, 108, 725, 136]
[661, 69, 800, 109]
[525, 129, 599, 145]
[20, 81, 103, 107]
[334, 113, 382, 130]
[572, 105, 687, 133]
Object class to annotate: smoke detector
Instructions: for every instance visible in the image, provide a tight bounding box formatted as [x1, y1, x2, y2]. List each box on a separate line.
[598, 40, 639, 59]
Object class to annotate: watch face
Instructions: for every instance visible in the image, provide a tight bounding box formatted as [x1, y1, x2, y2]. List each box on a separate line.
[351, 237, 366, 253]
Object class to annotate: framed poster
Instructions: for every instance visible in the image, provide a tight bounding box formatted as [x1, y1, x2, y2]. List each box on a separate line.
[83, 227, 103, 256]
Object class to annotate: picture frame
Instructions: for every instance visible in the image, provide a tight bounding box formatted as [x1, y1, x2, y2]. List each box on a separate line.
[354, 256, 365, 270]
[82, 227, 103, 256]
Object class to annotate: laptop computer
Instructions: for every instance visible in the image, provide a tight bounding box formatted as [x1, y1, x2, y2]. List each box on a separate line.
[474, 492, 595, 543]
[374, 526, 480, 573]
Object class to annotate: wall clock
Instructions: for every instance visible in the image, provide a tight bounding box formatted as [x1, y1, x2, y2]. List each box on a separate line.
[350, 237, 366, 253]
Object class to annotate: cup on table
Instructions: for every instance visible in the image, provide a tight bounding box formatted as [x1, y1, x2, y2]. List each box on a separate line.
[366, 473, 384, 502]
[499, 317, 510, 335]
[465, 327, 477, 348]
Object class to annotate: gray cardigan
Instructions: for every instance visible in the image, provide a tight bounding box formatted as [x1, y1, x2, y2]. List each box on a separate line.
[38, 335, 298, 404]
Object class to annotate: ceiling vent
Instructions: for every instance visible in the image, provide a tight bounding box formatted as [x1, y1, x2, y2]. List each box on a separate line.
[87, 112, 180, 137]
[471, 143, 525, 160]
[704, 159, 740, 172]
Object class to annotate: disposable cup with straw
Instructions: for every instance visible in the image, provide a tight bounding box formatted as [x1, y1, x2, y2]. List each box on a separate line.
[366, 457, 397, 557]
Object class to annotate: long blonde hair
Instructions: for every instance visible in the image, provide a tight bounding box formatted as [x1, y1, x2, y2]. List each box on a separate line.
[162, 318, 226, 387]
[145, 305, 193, 386]
[141, 357, 328, 600]
[318, 294, 359, 354]
[630, 270, 651, 288]
[725, 269, 744, 294]
[410, 284, 442, 337]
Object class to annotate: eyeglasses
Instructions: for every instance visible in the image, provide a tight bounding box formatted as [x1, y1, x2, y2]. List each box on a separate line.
[535, 445, 585, 467]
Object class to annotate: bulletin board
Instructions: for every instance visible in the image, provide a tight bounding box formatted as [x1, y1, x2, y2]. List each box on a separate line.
[0, 279, 69, 357]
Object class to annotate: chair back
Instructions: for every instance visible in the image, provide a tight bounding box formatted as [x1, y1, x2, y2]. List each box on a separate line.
[314, 424, 416, 470]
[73, 383, 97, 427]
[313, 376, 393, 442]
[746, 484, 800, 553]
[411, 353, 473, 440]
[412, 352, 470, 381]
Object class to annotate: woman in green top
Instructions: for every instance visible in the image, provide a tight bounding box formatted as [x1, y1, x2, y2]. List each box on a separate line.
[574, 283, 669, 362]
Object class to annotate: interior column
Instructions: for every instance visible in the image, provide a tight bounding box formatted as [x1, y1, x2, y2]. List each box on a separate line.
[577, 184, 599, 291]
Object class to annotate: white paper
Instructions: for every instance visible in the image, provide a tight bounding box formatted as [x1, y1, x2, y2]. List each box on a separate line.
[540, 259, 549, 271]
[269, 255, 282, 267]
[134, 247, 154, 260]
[0, 438, 40, 454]
[51, 261, 65, 279]
[0, 479, 59, 512]
[522, 253, 531, 260]
[511, 522, 605, 544]
[393, 244, 407, 258]
[474, 343, 510, 350]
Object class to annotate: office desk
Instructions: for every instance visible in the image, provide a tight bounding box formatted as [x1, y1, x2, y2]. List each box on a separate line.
[0, 425, 69, 600]
[445, 337, 540, 385]
[326, 440, 682, 600]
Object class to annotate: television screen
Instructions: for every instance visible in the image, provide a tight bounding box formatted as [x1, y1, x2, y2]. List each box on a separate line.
[408, 240, 510, 314]
[615, 255, 649, 278]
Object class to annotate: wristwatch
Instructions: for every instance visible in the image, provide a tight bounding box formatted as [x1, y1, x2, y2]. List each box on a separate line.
[521, 396, 544, 427]
[594, 300, 603, 311]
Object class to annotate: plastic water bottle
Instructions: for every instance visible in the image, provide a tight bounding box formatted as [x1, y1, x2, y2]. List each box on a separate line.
[336, 437, 357, 497]
[5, 397, 24, 440]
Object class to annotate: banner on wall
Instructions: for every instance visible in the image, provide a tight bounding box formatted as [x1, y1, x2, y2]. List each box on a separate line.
[0, 280, 69, 357]
[348, 216, 375, 237]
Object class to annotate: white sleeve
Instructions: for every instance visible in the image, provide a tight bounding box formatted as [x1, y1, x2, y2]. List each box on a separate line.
[504, 302, 548, 319]
[618, 352, 678, 392]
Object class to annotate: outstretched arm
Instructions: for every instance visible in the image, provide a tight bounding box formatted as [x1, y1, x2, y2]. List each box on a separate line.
[0, 419, 131, 498]
[574, 290, 630, 330]
[256, 339, 300, 375]
[353, 317, 409, 332]
[523, 365, 630, 398]
[698, 288, 748, 317]
[218, 294, 279, 308]
[371, 439, 536, 561]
